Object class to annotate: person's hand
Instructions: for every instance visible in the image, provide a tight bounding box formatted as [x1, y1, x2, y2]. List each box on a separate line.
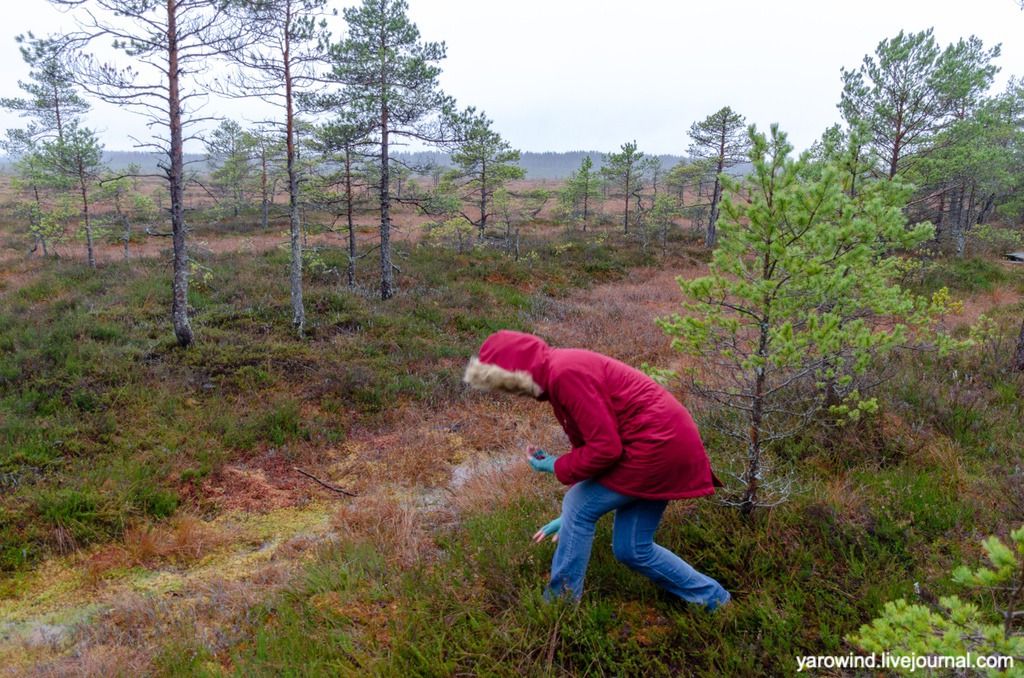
[532, 517, 561, 543]
[526, 446, 557, 473]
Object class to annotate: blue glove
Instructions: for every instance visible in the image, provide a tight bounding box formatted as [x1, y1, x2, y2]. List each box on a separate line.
[532, 517, 562, 543]
[528, 450, 557, 474]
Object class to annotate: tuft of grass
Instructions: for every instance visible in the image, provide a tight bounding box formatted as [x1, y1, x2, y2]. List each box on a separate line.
[918, 256, 1008, 294]
[34, 488, 114, 553]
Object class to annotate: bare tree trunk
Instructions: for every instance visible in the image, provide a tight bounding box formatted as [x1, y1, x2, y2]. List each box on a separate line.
[345, 149, 355, 288]
[478, 160, 487, 239]
[742, 360, 766, 517]
[887, 118, 903, 180]
[959, 183, 978, 259]
[32, 185, 46, 257]
[122, 216, 131, 259]
[582, 178, 589, 232]
[952, 184, 967, 258]
[260, 150, 270, 228]
[379, 108, 395, 300]
[167, 1, 193, 348]
[742, 254, 773, 515]
[706, 128, 728, 249]
[284, 23, 305, 337]
[1015, 319, 1024, 372]
[623, 170, 631, 234]
[78, 168, 95, 269]
[977, 193, 996, 226]
[706, 175, 723, 249]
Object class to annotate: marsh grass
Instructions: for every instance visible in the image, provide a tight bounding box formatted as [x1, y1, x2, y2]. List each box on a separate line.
[0, 231, 653, 571]
[6, 237, 1024, 676]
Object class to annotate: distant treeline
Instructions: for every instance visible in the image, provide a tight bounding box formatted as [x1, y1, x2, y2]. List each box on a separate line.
[392, 150, 690, 180]
[0, 151, 207, 174]
[1, 149, 699, 180]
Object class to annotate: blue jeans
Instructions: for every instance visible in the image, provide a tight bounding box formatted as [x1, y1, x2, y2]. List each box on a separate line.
[546, 479, 730, 610]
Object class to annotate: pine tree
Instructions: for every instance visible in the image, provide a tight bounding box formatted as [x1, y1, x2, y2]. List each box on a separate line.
[0, 34, 89, 145]
[245, 126, 285, 230]
[687, 106, 750, 248]
[99, 164, 152, 259]
[9, 150, 68, 256]
[330, 0, 459, 300]
[910, 37, 1005, 255]
[560, 155, 602, 231]
[205, 119, 254, 218]
[51, 0, 243, 347]
[853, 526, 1024, 667]
[2, 34, 91, 256]
[44, 123, 104, 268]
[444, 111, 524, 239]
[660, 125, 949, 514]
[311, 115, 373, 287]
[221, 0, 334, 337]
[601, 141, 645, 234]
[840, 29, 999, 181]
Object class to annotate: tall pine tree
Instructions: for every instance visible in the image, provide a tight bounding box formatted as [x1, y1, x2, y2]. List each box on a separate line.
[444, 111, 524, 239]
[687, 106, 750, 249]
[601, 141, 645, 234]
[331, 0, 459, 300]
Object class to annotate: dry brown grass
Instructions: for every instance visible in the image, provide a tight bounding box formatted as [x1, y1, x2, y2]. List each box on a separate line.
[449, 453, 557, 516]
[26, 644, 151, 678]
[123, 515, 225, 566]
[62, 562, 292, 676]
[331, 491, 433, 569]
[819, 473, 870, 528]
[910, 437, 967, 490]
[333, 396, 568, 494]
[82, 515, 226, 585]
[537, 265, 706, 372]
[199, 460, 308, 513]
[951, 282, 1024, 328]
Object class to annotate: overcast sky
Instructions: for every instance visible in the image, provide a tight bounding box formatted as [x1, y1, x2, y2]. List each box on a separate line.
[0, 0, 1021, 155]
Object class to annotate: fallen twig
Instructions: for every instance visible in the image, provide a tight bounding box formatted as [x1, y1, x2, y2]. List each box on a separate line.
[292, 466, 358, 497]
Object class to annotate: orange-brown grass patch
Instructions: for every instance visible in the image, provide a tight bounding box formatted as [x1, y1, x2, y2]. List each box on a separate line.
[450, 453, 559, 516]
[199, 463, 304, 513]
[28, 643, 152, 678]
[909, 437, 967, 490]
[81, 545, 131, 586]
[335, 397, 568, 491]
[307, 591, 396, 646]
[950, 284, 1024, 328]
[331, 491, 433, 569]
[819, 473, 870, 529]
[124, 515, 225, 566]
[537, 265, 707, 371]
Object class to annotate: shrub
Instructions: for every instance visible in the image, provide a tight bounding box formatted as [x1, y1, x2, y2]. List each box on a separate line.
[852, 526, 1024, 675]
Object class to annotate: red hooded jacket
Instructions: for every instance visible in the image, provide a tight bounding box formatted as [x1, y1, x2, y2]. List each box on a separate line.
[475, 330, 718, 500]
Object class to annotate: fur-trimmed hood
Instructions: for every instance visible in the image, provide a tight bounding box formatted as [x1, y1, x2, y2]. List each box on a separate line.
[463, 330, 551, 399]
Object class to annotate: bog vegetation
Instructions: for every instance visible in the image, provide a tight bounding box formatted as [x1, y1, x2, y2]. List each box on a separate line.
[1, 1, 1024, 675]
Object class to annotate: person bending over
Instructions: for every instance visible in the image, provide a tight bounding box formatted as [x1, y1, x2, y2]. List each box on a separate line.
[463, 330, 730, 610]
